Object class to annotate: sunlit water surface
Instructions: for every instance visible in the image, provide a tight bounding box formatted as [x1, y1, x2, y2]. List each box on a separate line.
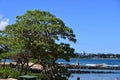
[69, 73, 120, 80]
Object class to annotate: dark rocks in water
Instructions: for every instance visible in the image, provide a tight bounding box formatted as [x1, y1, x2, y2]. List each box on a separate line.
[68, 70, 119, 74]
[61, 64, 120, 70]
[59, 64, 120, 74]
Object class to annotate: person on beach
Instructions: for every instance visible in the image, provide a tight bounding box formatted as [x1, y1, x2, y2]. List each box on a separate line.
[71, 75, 73, 78]
[77, 77, 80, 80]
[115, 77, 119, 80]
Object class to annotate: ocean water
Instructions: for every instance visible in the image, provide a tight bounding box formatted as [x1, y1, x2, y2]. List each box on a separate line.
[57, 58, 120, 80]
[1, 59, 13, 62]
[69, 73, 120, 80]
[57, 58, 120, 67]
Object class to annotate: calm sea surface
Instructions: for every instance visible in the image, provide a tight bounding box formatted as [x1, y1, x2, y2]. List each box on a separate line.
[57, 58, 120, 80]
[68, 73, 120, 80]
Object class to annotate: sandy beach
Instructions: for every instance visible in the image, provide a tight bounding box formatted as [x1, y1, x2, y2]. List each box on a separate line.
[0, 62, 43, 70]
[0, 78, 17, 80]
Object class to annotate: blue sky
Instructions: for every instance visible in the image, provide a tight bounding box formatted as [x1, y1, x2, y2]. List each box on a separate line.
[0, 0, 120, 54]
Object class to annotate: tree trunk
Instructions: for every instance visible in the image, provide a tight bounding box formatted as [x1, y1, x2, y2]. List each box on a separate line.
[3, 58, 6, 68]
[25, 61, 29, 75]
[50, 58, 56, 80]
[20, 64, 24, 75]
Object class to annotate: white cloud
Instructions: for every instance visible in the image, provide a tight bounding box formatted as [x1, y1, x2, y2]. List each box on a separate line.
[0, 15, 9, 30]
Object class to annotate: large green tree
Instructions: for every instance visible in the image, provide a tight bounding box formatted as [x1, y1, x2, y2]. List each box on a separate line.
[1, 10, 76, 80]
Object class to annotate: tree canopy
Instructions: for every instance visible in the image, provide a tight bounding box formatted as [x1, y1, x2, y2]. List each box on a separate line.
[0, 10, 76, 80]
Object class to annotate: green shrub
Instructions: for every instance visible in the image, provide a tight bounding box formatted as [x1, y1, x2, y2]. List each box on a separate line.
[0, 67, 19, 78]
